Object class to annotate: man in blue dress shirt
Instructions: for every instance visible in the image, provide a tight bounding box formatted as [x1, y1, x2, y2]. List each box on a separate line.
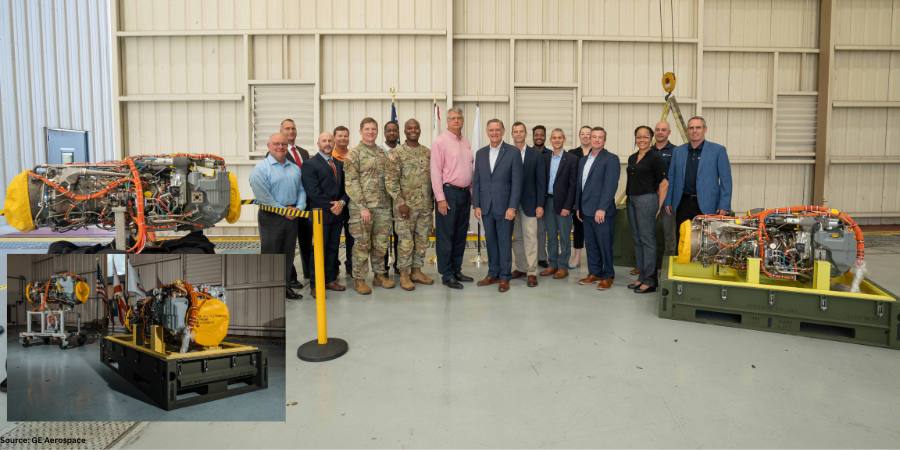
[251, 133, 308, 300]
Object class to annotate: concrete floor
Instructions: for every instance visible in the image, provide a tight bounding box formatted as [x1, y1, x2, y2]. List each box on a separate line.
[103, 246, 900, 448]
[4, 332, 285, 421]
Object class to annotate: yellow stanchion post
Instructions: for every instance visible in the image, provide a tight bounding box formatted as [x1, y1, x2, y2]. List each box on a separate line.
[298, 208, 348, 362]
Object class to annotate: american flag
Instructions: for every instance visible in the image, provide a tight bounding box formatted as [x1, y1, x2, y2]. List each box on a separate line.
[96, 260, 113, 326]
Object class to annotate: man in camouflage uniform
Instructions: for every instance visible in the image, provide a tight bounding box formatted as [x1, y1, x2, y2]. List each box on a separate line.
[385, 118, 435, 291]
[345, 117, 396, 294]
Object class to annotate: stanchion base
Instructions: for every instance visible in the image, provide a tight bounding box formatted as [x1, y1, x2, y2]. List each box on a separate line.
[298, 338, 348, 362]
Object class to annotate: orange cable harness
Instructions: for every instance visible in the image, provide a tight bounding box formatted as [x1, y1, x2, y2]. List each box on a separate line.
[25, 154, 226, 253]
[695, 205, 865, 280]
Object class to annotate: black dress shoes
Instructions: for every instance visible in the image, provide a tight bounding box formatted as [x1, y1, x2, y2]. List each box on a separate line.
[453, 272, 474, 282]
[443, 279, 464, 289]
[286, 289, 303, 300]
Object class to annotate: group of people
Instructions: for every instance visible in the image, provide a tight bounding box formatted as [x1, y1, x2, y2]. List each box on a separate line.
[249, 109, 732, 299]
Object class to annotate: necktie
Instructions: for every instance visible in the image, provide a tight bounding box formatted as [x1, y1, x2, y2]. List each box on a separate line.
[290, 146, 302, 168]
[327, 158, 338, 181]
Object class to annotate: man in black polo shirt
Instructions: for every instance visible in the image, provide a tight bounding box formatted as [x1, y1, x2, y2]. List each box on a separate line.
[654, 121, 676, 265]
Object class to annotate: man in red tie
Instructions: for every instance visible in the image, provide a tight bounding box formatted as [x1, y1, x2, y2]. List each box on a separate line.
[281, 118, 312, 293]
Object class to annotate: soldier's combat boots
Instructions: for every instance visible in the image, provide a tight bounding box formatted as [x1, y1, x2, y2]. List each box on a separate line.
[410, 268, 434, 285]
[374, 273, 395, 289]
[354, 279, 372, 295]
[399, 270, 415, 291]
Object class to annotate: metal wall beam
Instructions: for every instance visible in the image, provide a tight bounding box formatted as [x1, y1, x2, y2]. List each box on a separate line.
[813, 0, 833, 205]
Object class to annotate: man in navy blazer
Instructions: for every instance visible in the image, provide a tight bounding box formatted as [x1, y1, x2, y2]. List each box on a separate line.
[574, 127, 620, 290]
[663, 116, 732, 242]
[301, 132, 349, 292]
[540, 128, 579, 279]
[509, 122, 547, 287]
[282, 119, 312, 293]
[473, 119, 523, 293]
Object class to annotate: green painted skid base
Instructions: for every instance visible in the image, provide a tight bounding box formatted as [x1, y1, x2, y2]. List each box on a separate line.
[658, 261, 900, 349]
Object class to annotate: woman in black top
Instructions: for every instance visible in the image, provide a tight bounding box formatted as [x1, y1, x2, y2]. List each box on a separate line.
[626, 126, 669, 293]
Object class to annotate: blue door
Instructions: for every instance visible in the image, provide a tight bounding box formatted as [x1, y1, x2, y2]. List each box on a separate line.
[46, 128, 89, 164]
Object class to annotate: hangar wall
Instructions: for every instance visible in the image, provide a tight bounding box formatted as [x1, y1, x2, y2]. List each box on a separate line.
[0, 0, 116, 218]
[2, 0, 896, 230]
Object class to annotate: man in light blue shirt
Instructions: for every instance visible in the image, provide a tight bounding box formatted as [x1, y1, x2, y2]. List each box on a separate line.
[250, 133, 307, 299]
[540, 129, 578, 278]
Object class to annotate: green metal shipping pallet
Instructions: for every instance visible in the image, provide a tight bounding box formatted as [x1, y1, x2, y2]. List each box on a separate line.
[658, 257, 900, 349]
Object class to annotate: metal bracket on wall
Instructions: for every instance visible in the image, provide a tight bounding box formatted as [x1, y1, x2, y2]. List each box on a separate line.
[819, 296, 828, 312]
[676, 283, 683, 296]
[768, 291, 776, 307]
[720, 287, 728, 302]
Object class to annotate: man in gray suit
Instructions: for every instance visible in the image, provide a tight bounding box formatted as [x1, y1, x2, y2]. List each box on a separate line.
[473, 119, 523, 293]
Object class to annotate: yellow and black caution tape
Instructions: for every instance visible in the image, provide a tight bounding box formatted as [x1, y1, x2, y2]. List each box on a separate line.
[240, 199, 311, 218]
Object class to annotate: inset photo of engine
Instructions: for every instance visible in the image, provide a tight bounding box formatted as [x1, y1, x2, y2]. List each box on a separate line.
[5, 254, 286, 421]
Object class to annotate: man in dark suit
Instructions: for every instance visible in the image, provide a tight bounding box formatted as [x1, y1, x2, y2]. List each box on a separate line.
[300, 131, 348, 292]
[509, 122, 546, 287]
[281, 119, 312, 291]
[473, 119, 523, 293]
[532, 125, 551, 268]
[540, 128, 579, 279]
[664, 116, 733, 243]
[575, 127, 620, 290]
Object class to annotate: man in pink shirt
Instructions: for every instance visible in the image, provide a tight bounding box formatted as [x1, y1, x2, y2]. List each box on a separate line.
[430, 107, 475, 289]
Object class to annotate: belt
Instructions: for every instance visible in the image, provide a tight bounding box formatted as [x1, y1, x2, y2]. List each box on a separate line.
[682, 194, 697, 199]
[443, 183, 469, 191]
[546, 194, 554, 198]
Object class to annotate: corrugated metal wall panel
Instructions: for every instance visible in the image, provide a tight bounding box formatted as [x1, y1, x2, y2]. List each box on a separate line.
[833, 51, 896, 101]
[514, 41, 577, 84]
[834, 0, 898, 46]
[454, 0, 695, 38]
[252, 35, 317, 81]
[121, 36, 243, 95]
[582, 42, 697, 98]
[321, 35, 446, 95]
[830, 0, 900, 219]
[703, 108, 772, 159]
[183, 255, 223, 285]
[830, 108, 900, 158]
[777, 53, 818, 93]
[731, 165, 813, 212]
[826, 165, 890, 214]
[120, 0, 323, 31]
[702, 52, 773, 103]
[704, 0, 818, 47]
[453, 40, 510, 96]
[0, 0, 114, 227]
[123, 101, 245, 157]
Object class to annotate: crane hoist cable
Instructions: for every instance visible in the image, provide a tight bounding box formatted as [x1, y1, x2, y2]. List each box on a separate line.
[657, 0, 689, 143]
